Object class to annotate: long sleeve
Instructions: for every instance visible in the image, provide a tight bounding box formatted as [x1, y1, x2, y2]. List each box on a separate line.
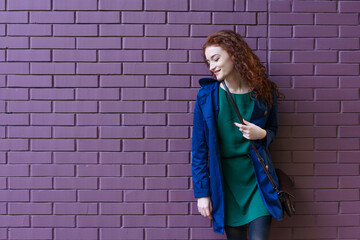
[262, 92, 278, 148]
[191, 97, 210, 198]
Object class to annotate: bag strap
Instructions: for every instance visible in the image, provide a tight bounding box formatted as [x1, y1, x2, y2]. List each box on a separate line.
[221, 80, 280, 194]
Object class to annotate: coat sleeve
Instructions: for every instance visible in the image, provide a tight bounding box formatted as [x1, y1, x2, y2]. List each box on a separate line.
[261, 92, 278, 148]
[191, 96, 210, 198]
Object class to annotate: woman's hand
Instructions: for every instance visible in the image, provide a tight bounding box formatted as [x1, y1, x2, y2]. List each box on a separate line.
[197, 196, 212, 220]
[234, 119, 267, 140]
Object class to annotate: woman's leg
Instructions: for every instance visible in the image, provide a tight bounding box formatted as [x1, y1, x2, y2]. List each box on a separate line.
[224, 224, 247, 240]
[248, 215, 272, 240]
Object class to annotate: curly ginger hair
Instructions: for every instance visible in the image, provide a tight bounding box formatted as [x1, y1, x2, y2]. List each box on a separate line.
[202, 30, 283, 108]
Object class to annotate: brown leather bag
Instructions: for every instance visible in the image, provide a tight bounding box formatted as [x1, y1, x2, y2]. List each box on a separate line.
[222, 81, 295, 217]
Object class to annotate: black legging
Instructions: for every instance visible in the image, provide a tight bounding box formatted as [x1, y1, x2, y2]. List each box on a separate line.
[224, 215, 272, 240]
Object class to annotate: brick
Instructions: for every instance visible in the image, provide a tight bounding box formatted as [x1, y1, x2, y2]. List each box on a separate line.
[8, 24, 51, 36]
[54, 126, 96, 138]
[100, 177, 143, 190]
[293, 151, 336, 163]
[341, 202, 360, 214]
[100, 203, 143, 214]
[168, 12, 210, 24]
[269, 26, 292, 37]
[100, 24, 143, 36]
[271, 138, 313, 151]
[53, 0, 97, 10]
[340, 26, 360, 37]
[145, 24, 188, 37]
[100, 0, 142, 10]
[295, 202, 338, 215]
[124, 215, 166, 228]
[315, 138, 359, 150]
[31, 113, 74, 125]
[169, 215, 210, 227]
[0, 88, 28, 100]
[318, 215, 359, 227]
[170, 190, 195, 201]
[146, 0, 187, 10]
[99, 126, 143, 138]
[168, 164, 191, 177]
[168, 113, 193, 126]
[0, 165, 28, 177]
[0, 190, 29, 201]
[270, 13, 314, 24]
[77, 63, 122, 74]
[32, 216, 74, 227]
[54, 152, 97, 164]
[146, 228, 189, 240]
[294, 76, 338, 87]
[170, 63, 208, 75]
[9, 228, 51, 240]
[147, 152, 189, 164]
[123, 12, 165, 23]
[55, 228, 98, 240]
[316, 38, 359, 50]
[124, 37, 166, 49]
[316, 164, 358, 176]
[77, 12, 120, 23]
[339, 151, 360, 163]
[100, 101, 143, 113]
[76, 88, 119, 100]
[340, 1, 360, 13]
[31, 165, 74, 177]
[54, 203, 98, 215]
[8, 0, 50, 10]
[270, 38, 314, 50]
[293, 227, 337, 239]
[123, 139, 166, 152]
[0, 216, 29, 227]
[342, 101, 360, 112]
[99, 50, 142, 62]
[77, 165, 120, 177]
[269, 0, 291, 12]
[144, 50, 187, 62]
[340, 51, 360, 63]
[77, 216, 120, 227]
[292, 126, 336, 138]
[279, 88, 313, 100]
[8, 49, 50, 62]
[339, 126, 360, 138]
[316, 88, 358, 100]
[0, 37, 28, 48]
[191, 24, 234, 38]
[0, 12, 28, 23]
[77, 139, 121, 152]
[169, 37, 205, 50]
[122, 88, 164, 100]
[315, 113, 358, 125]
[122, 165, 165, 177]
[55, 75, 98, 88]
[31, 37, 75, 49]
[99, 153, 139, 165]
[247, 0, 266, 11]
[54, 177, 97, 189]
[316, 13, 358, 25]
[123, 63, 166, 74]
[8, 152, 51, 164]
[146, 76, 190, 87]
[294, 26, 337, 38]
[0, 139, 28, 151]
[0, 63, 29, 74]
[31, 63, 75, 74]
[146, 177, 188, 190]
[76, 114, 121, 126]
[145, 202, 188, 215]
[191, 227, 230, 239]
[146, 126, 189, 139]
[295, 51, 338, 63]
[191, 0, 233, 11]
[31, 11, 74, 23]
[8, 126, 50, 138]
[31, 89, 74, 100]
[339, 227, 360, 239]
[213, 12, 256, 24]
[101, 229, 143, 240]
[8, 176, 52, 189]
[270, 63, 313, 76]
[340, 176, 360, 189]
[296, 101, 339, 113]
[123, 113, 165, 126]
[78, 190, 123, 202]
[100, 75, 144, 87]
[54, 101, 97, 113]
[270, 51, 291, 63]
[53, 50, 96, 62]
[31, 139, 75, 151]
[293, 1, 336, 12]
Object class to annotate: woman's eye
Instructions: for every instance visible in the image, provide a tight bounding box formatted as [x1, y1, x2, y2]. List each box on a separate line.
[214, 58, 219, 62]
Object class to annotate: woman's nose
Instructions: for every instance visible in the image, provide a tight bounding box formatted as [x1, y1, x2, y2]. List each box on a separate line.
[209, 63, 216, 72]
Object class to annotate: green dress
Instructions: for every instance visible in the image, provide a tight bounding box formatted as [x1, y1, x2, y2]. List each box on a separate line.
[217, 86, 270, 226]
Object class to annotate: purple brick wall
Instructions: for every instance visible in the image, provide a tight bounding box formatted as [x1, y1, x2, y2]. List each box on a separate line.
[0, 0, 359, 239]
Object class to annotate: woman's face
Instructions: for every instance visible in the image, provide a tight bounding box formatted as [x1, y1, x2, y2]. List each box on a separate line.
[204, 45, 235, 81]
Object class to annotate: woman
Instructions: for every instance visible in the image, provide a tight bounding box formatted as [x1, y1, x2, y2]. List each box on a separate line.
[192, 30, 284, 240]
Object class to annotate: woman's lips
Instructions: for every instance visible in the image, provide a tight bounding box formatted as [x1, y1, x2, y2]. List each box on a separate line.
[214, 70, 220, 75]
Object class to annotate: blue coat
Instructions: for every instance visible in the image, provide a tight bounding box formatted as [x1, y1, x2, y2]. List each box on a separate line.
[192, 78, 283, 234]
